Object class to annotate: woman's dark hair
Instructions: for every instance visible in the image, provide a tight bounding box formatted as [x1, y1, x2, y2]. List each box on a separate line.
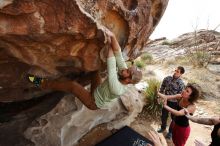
[186, 83, 201, 103]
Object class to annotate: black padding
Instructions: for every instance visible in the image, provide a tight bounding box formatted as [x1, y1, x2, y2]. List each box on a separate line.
[96, 126, 154, 146]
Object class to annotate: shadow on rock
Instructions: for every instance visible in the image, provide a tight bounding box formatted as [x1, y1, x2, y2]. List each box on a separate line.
[0, 91, 65, 146]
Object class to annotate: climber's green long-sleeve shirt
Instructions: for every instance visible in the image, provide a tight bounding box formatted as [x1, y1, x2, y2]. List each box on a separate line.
[94, 51, 127, 108]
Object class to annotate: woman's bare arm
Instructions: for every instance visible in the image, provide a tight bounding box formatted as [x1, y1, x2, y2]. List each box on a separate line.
[164, 103, 196, 116]
[158, 92, 181, 100]
[186, 113, 220, 125]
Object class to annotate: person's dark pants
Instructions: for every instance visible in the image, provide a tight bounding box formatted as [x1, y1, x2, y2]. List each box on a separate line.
[161, 101, 178, 133]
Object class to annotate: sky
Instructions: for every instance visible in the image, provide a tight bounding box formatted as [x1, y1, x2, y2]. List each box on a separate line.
[150, 0, 220, 39]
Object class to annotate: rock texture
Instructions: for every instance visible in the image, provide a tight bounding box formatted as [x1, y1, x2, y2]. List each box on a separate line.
[143, 29, 220, 98]
[24, 85, 145, 146]
[0, 0, 168, 146]
[0, 91, 65, 146]
[144, 30, 220, 66]
[0, 0, 168, 102]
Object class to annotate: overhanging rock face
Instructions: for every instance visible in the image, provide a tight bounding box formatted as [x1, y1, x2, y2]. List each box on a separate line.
[0, 0, 168, 102]
[0, 1, 169, 146]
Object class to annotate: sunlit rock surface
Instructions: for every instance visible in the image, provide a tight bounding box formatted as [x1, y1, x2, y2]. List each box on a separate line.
[0, 0, 168, 145]
[144, 30, 220, 65]
[24, 85, 145, 146]
[0, 0, 168, 102]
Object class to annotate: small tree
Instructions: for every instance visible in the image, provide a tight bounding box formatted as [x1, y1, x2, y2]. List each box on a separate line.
[185, 21, 213, 68]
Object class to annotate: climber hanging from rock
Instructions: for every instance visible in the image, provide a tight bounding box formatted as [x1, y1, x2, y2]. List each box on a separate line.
[28, 29, 142, 110]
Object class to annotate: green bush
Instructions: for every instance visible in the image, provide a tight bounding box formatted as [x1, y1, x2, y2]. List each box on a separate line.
[161, 40, 172, 45]
[126, 61, 133, 67]
[134, 60, 145, 69]
[186, 50, 211, 68]
[143, 79, 162, 119]
[141, 53, 153, 64]
[184, 30, 212, 68]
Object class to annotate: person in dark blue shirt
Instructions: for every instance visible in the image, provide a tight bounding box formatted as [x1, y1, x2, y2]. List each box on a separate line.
[157, 66, 185, 139]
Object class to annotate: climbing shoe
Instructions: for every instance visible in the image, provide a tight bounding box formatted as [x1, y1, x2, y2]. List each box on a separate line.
[28, 75, 43, 87]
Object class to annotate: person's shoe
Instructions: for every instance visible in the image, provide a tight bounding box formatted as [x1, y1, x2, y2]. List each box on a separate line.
[165, 132, 172, 139]
[157, 128, 165, 133]
[28, 75, 43, 87]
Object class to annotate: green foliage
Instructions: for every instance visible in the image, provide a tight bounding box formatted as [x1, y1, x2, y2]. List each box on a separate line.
[126, 61, 133, 67]
[186, 50, 211, 68]
[161, 40, 173, 45]
[134, 60, 145, 69]
[143, 79, 162, 119]
[141, 53, 153, 64]
[184, 30, 212, 68]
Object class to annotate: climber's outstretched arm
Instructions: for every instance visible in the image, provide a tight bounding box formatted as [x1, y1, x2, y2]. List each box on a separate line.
[105, 29, 127, 70]
[105, 29, 121, 53]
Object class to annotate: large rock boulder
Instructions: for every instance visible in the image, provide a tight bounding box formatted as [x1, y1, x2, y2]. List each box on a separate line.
[24, 85, 145, 146]
[0, 0, 168, 146]
[144, 30, 220, 64]
[0, 0, 168, 102]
